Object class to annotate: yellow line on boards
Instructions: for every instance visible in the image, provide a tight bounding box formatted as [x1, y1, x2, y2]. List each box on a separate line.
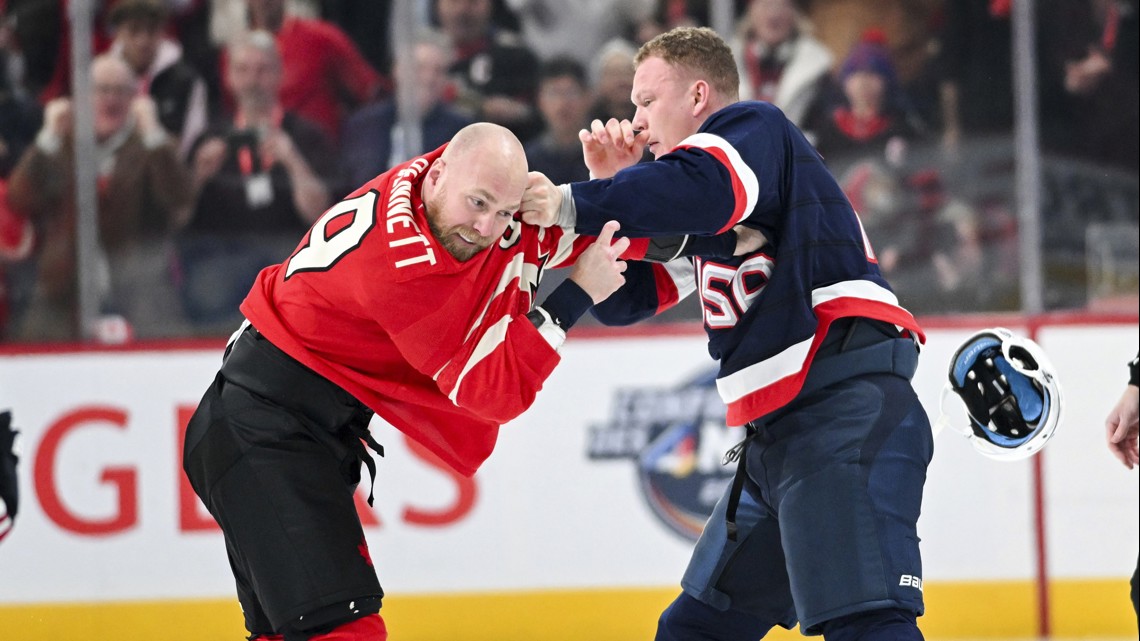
[0, 580, 1134, 640]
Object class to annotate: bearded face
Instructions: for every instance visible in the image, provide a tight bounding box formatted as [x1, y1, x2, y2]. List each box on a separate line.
[417, 125, 527, 262]
[424, 183, 498, 262]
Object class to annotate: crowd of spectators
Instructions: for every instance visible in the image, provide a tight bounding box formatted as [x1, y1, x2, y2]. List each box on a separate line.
[0, 0, 1136, 342]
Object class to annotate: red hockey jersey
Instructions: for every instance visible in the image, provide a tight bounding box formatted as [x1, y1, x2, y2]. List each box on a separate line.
[242, 145, 609, 476]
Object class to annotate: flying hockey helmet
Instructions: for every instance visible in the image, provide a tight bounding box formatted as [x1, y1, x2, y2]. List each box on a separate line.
[944, 327, 1062, 461]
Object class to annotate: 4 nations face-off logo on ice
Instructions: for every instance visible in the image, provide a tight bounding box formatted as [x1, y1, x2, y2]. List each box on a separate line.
[586, 368, 736, 541]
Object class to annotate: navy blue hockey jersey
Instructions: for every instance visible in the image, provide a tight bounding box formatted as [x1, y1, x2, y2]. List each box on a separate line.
[575, 101, 925, 425]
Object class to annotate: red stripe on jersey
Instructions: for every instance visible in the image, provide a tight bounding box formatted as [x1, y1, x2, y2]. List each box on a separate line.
[651, 262, 681, 314]
[624, 237, 650, 260]
[673, 143, 749, 233]
[723, 296, 924, 425]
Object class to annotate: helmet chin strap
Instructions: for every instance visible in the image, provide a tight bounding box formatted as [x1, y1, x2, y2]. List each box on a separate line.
[933, 382, 972, 439]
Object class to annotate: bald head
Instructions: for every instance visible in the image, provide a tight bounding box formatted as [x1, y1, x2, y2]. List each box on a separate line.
[92, 53, 136, 89]
[443, 122, 528, 175]
[423, 123, 529, 261]
[91, 53, 138, 140]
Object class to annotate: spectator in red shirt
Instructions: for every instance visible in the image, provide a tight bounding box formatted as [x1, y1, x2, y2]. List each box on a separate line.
[227, 0, 389, 141]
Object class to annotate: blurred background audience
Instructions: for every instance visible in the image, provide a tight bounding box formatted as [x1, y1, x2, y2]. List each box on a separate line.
[504, 0, 653, 67]
[1038, 0, 1138, 172]
[0, 0, 1135, 341]
[6, 54, 192, 341]
[587, 38, 639, 123]
[340, 29, 471, 187]
[434, 0, 543, 142]
[807, 28, 926, 165]
[178, 30, 334, 334]
[525, 56, 592, 185]
[936, 0, 1014, 156]
[731, 0, 830, 129]
[107, 0, 210, 159]
[229, 0, 388, 142]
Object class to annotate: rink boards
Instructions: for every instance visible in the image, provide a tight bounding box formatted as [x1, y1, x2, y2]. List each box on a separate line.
[0, 314, 1136, 639]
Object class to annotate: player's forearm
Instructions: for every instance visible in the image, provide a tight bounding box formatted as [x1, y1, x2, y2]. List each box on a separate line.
[638, 231, 739, 262]
[449, 281, 595, 422]
[568, 158, 738, 237]
[591, 261, 682, 326]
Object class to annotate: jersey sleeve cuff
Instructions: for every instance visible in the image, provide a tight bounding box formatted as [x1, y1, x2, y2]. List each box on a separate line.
[558, 183, 577, 230]
[539, 278, 593, 331]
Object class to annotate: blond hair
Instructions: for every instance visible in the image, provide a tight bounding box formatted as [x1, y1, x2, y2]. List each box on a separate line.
[635, 27, 740, 101]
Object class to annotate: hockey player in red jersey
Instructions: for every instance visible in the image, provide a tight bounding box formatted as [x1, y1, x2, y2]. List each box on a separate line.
[182, 122, 638, 640]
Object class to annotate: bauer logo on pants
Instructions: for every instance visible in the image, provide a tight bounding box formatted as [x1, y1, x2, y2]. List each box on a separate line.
[586, 368, 737, 541]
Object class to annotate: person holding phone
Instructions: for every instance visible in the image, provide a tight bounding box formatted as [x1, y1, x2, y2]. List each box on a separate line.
[178, 30, 337, 332]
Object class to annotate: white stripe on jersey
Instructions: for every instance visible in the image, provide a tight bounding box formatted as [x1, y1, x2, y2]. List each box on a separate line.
[448, 314, 514, 406]
[676, 132, 760, 224]
[662, 256, 699, 301]
[714, 278, 903, 403]
[441, 252, 540, 390]
[811, 279, 900, 308]
[545, 228, 582, 270]
[716, 335, 813, 403]
[459, 253, 540, 344]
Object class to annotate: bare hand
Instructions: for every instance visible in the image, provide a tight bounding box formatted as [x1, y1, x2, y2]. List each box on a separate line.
[569, 220, 631, 304]
[192, 137, 228, 185]
[131, 95, 161, 136]
[520, 171, 562, 227]
[579, 118, 647, 178]
[43, 98, 74, 138]
[1065, 48, 1112, 94]
[1105, 385, 1140, 469]
[260, 128, 298, 166]
[732, 224, 767, 256]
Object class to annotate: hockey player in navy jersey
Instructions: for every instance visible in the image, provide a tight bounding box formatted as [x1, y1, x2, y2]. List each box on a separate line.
[522, 26, 933, 641]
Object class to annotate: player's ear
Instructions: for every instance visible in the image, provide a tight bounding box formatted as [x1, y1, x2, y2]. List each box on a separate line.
[691, 80, 710, 115]
[426, 158, 444, 186]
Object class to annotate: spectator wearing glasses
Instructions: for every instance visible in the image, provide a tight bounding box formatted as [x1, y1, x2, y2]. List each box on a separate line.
[6, 54, 192, 341]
